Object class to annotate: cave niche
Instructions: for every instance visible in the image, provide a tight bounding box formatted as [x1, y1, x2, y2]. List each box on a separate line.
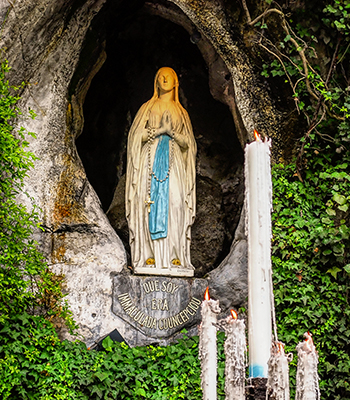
[73, 0, 244, 276]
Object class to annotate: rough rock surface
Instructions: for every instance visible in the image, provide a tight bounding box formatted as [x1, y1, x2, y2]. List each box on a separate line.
[209, 207, 248, 316]
[0, 0, 283, 346]
[0, 0, 129, 347]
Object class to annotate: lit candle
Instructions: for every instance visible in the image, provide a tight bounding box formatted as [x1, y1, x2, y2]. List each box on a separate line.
[245, 130, 273, 378]
[222, 310, 246, 400]
[199, 287, 221, 400]
[267, 341, 291, 400]
[295, 332, 320, 400]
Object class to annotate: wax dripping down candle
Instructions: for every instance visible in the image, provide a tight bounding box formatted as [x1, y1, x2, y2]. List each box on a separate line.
[267, 341, 292, 400]
[199, 287, 221, 400]
[295, 332, 320, 400]
[244, 129, 273, 378]
[221, 310, 246, 400]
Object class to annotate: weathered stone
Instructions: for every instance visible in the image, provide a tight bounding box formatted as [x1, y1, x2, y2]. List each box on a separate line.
[0, 0, 130, 348]
[106, 174, 130, 255]
[113, 271, 208, 341]
[191, 176, 227, 276]
[209, 207, 248, 315]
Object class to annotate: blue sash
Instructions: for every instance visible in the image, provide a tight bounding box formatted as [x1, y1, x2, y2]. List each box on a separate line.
[149, 135, 170, 240]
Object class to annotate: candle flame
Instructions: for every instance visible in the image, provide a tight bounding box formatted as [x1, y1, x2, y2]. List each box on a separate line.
[230, 309, 238, 319]
[304, 331, 314, 351]
[254, 129, 261, 141]
[277, 341, 285, 353]
[204, 286, 210, 301]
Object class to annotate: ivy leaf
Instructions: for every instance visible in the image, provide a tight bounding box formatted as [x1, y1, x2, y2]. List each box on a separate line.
[333, 193, 347, 205]
[326, 267, 342, 278]
[95, 371, 108, 381]
[344, 264, 350, 274]
[135, 388, 146, 397]
[326, 208, 336, 216]
[102, 336, 113, 352]
[338, 204, 349, 212]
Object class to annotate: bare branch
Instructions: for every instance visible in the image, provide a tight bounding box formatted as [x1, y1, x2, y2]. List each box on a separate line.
[249, 8, 284, 26]
[241, 0, 251, 24]
[325, 37, 341, 87]
[280, 20, 320, 101]
[316, 131, 337, 143]
[248, 5, 320, 101]
[258, 41, 300, 113]
[293, 77, 305, 92]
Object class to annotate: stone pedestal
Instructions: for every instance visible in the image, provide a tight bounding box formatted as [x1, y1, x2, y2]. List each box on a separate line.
[113, 270, 208, 342]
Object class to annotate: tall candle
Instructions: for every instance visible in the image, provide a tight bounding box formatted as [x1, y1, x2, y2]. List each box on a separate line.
[267, 341, 291, 400]
[222, 310, 246, 400]
[199, 287, 221, 400]
[295, 332, 320, 400]
[245, 130, 273, 378]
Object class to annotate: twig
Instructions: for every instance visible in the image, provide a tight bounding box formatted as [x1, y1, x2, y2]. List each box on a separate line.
[293, 76, 305, 92]
[337, 41, 350, 64]
[325, 36, 341, 87]
[316, 130, 336, 143]
[241, 0, 251, 23]
[258, 41, 300, 113]
[281, 20, 319, 101]
[249, 5, 320, 101]
[296, 39, 341, 178]
[258, 43, 294, 89]
[249, 8, 284, 26]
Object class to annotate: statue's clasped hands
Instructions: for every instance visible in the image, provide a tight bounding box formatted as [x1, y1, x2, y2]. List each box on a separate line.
[159, 111, 173, 137]
[148, 110, 174, 138]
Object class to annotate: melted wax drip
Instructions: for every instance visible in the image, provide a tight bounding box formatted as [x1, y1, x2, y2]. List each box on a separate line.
[267, 341, 292, 400]
[295, 333, 320, 400]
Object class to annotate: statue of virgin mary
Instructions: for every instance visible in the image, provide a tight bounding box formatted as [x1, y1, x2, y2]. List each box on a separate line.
[125, 67, 196, 277]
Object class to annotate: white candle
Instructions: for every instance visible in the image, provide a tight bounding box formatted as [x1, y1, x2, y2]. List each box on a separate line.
[222, 310, 246, 400]
[267, 341, 291, 400]
[295, 332, 320, 400]
[244, 130, 273, 378]
[199, 287, 221, 400]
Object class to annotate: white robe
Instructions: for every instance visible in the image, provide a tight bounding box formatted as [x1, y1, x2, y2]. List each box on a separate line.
[125, 98, 196, 271]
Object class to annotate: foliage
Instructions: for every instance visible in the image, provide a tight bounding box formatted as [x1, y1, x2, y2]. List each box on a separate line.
[271, 155, 350, 399]
[0, 315, 227, 400]
[242, 2, 350, 398]
[252, 0, 350, 173]
[0, 57, 75, 330]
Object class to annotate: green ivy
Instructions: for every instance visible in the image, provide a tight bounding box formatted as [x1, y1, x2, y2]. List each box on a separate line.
[0, 57, 75, 330]
[271, 153, 350, 399]
[0, 314, 228, 400]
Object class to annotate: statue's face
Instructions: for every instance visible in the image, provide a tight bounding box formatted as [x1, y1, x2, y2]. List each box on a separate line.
[157, 68, 176, 93]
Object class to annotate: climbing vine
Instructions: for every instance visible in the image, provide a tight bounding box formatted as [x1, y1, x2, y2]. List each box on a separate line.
[0, 57, 75, 330]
